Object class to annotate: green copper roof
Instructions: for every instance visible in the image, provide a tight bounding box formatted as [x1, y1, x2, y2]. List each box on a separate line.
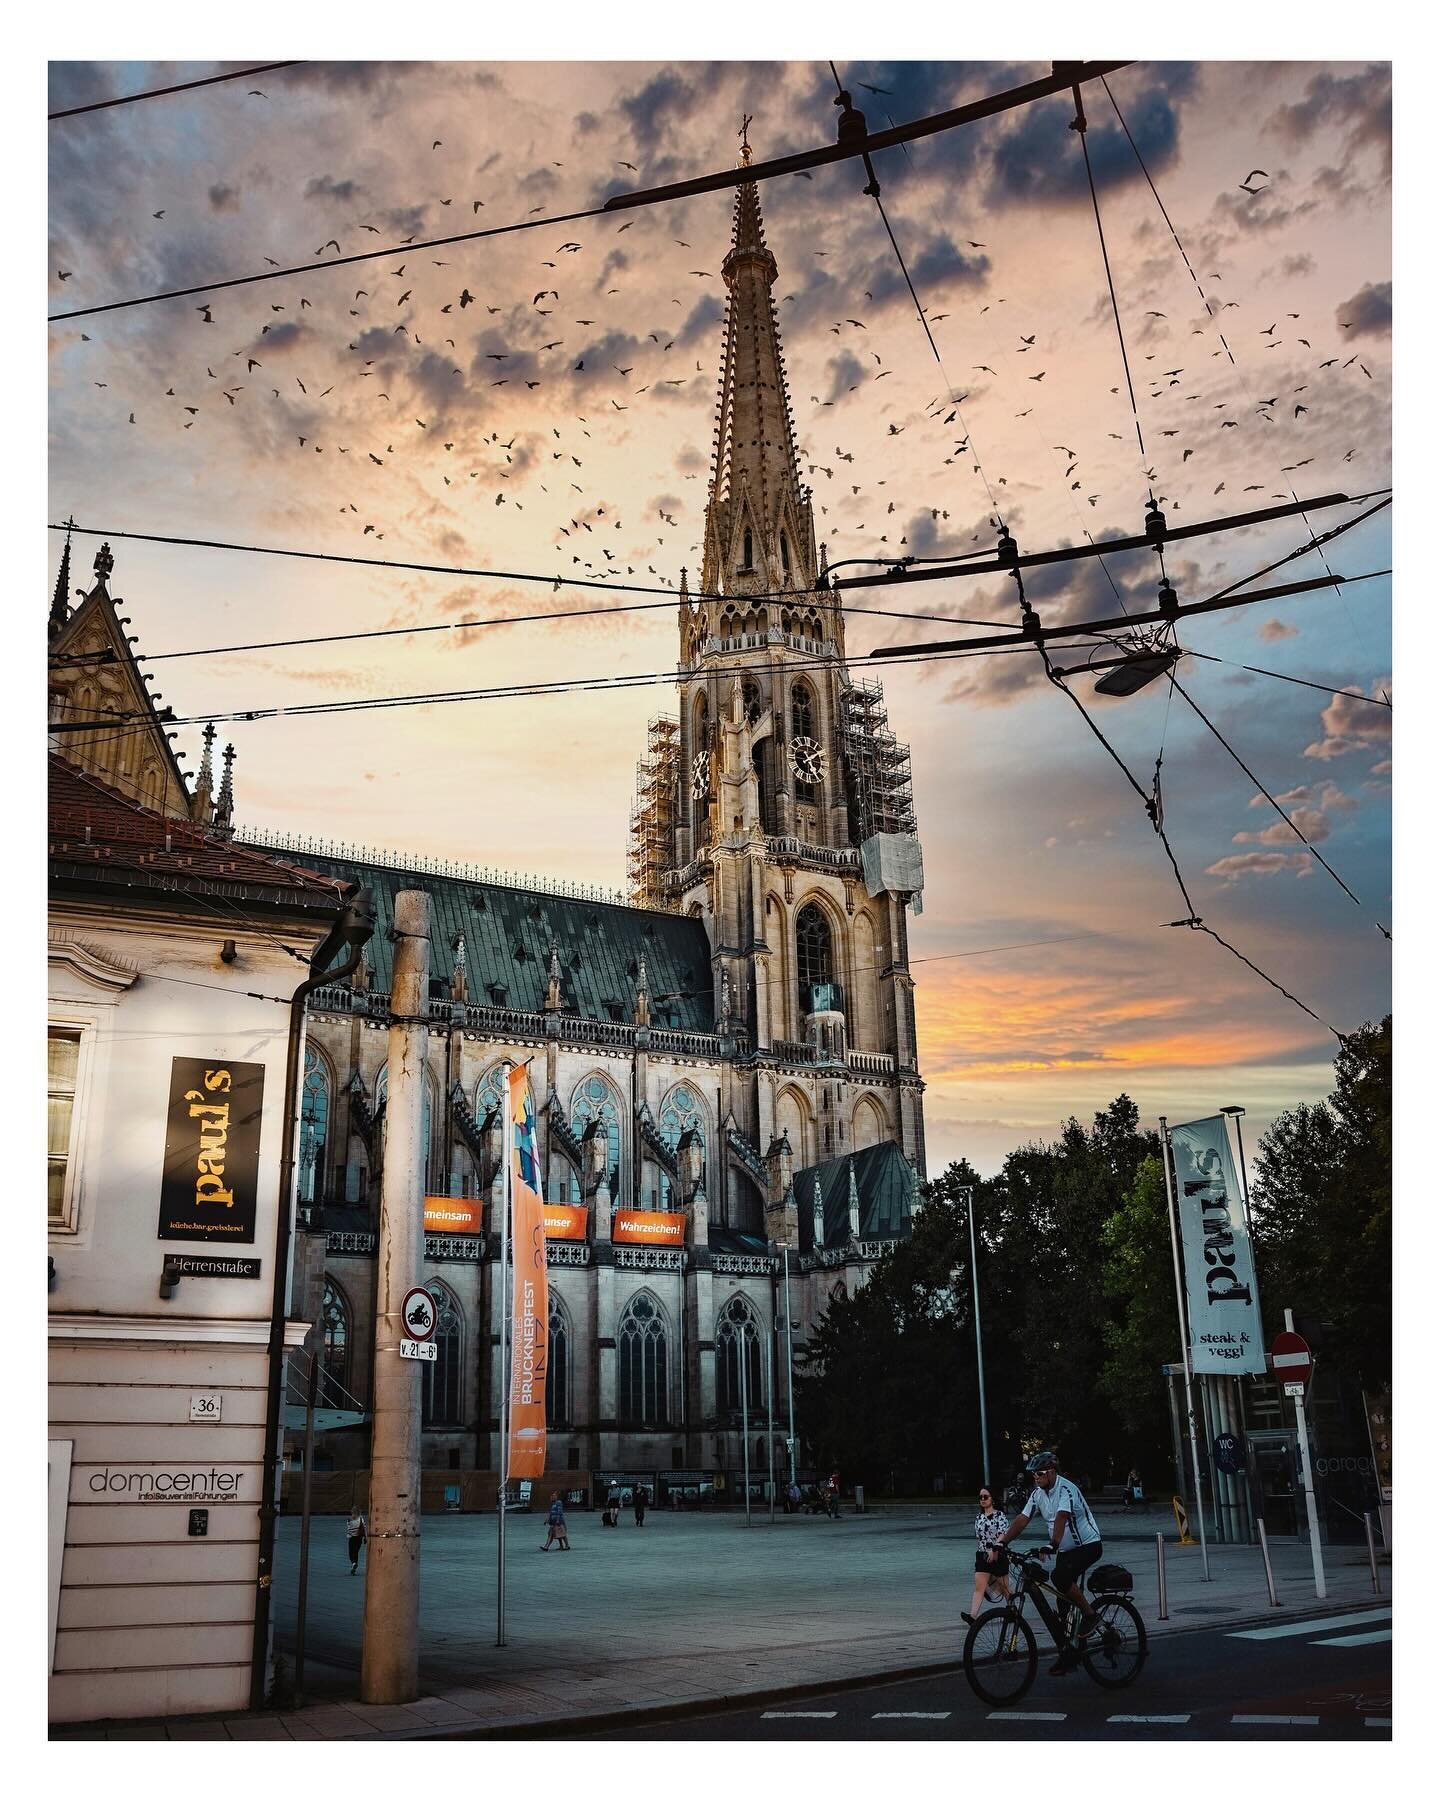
[794, 1140, 916, 1251]
[267, 847, 715, 1032]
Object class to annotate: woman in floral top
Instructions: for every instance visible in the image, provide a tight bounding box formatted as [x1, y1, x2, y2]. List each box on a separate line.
[970, 1484, 1011, 1619]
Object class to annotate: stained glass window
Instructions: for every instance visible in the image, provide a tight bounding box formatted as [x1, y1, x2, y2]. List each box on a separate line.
[422, 1282, 462, 1426]
[569, 1073, 621, 1202]
[619, 1292, 669, 1426]
[658, 1083, 705, 1207]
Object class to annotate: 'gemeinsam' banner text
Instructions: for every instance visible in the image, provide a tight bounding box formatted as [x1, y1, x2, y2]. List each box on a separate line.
[1169, 1114, 1266, 1374]
[506, 1065, 548, 1478]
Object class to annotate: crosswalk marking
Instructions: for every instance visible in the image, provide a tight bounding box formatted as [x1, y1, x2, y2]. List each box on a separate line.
[872, 1711, 951, 1719]
[1229, 1609, 1391, 1642]
[1108, 1715, 1191, 1724]
[761, 1711, 837, 1720]
[1232, 1715, 1320, 1725]
[1366, 1718, 1393, 1728]
[1311, 1628, 1392, 1648]
[989, 1712, 1066, 1722]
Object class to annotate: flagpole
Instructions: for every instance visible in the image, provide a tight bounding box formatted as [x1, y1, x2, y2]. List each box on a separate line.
[497, 1067, 512, 1648]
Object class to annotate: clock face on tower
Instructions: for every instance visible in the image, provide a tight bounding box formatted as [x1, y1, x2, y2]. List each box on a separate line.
[691, 751, 711, 802]
[790, 736, 823, 785]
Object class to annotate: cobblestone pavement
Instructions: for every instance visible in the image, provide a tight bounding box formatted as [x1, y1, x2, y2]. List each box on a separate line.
[53, 1505, 1389, 1739]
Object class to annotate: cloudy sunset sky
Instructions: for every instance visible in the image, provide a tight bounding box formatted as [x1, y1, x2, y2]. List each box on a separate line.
[46, 49, 1392, 1174]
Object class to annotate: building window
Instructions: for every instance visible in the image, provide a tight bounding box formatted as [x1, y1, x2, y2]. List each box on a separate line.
[716, 1295, 764, 1416]
[547, 1292, 570, 1428]
[422, 1282, 462, 1425]
[659, 1084, 705, 1207]
[570, 1073, 621, 1202]
[780, 532, 791, 577]
[797, 902, 836, 1014]
[741, 526, 753, 570]
[619, 1292, 669, 1426]
[48, 1027, 83, 1227]
[300, 1044, 330, 1215]
[321, 1278, 351, 1401]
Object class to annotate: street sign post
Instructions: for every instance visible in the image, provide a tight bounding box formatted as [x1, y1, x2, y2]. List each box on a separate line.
[1272, 1326, 1324, 1598]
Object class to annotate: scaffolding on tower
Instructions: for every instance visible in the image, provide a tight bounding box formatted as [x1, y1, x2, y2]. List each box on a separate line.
[628, 713, 681, 910]
[840, 678, 917, 842]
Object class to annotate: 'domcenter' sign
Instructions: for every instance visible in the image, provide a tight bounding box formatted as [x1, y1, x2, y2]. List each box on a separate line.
[158, 1057, 265, 1244]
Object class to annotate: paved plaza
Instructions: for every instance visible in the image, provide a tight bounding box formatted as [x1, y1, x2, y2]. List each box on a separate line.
[54, 1503, 1383, 1740]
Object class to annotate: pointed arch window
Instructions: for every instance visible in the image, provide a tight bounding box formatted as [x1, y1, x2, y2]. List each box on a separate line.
[658, 1084, 705, 1207]
[716, 1295, 764, 1416]
[619, 1292, 670, 1425]
[741, 526, 754, 571]
[797, 902, 837, 1014]
[780, 532, 791, 578]
[300, 1045, 330, 1214]
[569, 1073, 621, 1202]
[421, 1281, 462, 1425]
[546, 1292, 571, 1428]
[321, 1277, 351, 1400]
[474, 1062, 507, 1130]
[792, 681, 818, 801]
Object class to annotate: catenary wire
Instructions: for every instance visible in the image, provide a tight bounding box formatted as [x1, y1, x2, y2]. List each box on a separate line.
[1180, 650, 1391, 706]
[1164, 669, 1389, 935]
[49, 62, 304, 120]
[49, 61, 1128, 323]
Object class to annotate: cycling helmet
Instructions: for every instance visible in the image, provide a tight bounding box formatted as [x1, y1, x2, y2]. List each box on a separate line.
[1026, 1450, 1058, 1474]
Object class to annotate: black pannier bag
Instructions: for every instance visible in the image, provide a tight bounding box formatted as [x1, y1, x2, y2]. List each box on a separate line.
[1090, 1562, 1134, 1592]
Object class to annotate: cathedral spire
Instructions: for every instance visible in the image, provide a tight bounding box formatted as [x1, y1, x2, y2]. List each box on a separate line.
[213, 741, 236, 837]
[700, 127, 817, 599]
[194, 722, 217, 817]
[49, 517, 74, 641]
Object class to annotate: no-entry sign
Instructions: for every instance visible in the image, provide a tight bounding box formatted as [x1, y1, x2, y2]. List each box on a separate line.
[1271, 1329, 1313, 1395]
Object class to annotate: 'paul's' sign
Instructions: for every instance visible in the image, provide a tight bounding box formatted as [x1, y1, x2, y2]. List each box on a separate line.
[158, 1057, 265, 1244]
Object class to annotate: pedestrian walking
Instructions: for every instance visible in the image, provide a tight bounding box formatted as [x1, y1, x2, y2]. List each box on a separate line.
[634, 1484, 649, 1527]
[603, 1481, 621, 1527]
[346, 1505, 367, 1574]
[787, 1480, 801, 1514]
[970, 1484, 1011, 1619]
[542, 1494, 570, 1550]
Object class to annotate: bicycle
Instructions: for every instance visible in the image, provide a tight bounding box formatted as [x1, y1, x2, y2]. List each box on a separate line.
[963, 1546, 1147, 1707]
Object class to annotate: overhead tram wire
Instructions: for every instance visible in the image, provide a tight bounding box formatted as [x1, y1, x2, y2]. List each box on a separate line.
[1100, 74, 1388, 685]
[827, 61, 1007, 529]
[48, 61, 1130, 324]
[1180, 650, 1391, 706]
[47, 567, 1390, 743]
[1162, 669, 1390, 936]
[48, 62, 305, 121]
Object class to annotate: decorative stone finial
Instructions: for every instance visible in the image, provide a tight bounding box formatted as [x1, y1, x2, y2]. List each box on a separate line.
[213, 742, 236, 836]
[49, 517, 75, 640]
[544, 938, 563, 1013]
[633, 952, 651, 1028]
[90, 541, 115, 600]
[451, 932, 469, 1004]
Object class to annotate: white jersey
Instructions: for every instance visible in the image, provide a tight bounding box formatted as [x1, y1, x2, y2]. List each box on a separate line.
[1022, 1476, 1101, 1552]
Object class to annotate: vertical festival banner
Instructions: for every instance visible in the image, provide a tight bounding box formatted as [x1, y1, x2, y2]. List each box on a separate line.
[1169, 1114, 1266, 1375]
[506, 1064, 548, 1478]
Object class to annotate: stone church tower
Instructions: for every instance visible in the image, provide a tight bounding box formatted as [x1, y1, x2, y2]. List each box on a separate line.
[631, 151, 927, 1208]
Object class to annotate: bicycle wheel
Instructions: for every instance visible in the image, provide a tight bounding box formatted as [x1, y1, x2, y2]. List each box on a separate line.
[1080, 1595, 1148, 1689]
[964, 1608, 1038, 1707]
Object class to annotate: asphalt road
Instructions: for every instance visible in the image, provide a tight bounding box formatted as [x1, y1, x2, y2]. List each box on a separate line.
[569, 1607, 1392, 1742]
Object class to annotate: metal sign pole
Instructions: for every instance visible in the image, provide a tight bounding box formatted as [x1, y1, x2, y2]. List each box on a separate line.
[1159, 1118, 1210, 1581]
[740, 1326, 751, 1527]
[783, 1246, 797, 1490]
[496, 1070, 512, 1648]
[1291, 1385, 1327, 1600]
[966, 1187, 991, 1492]
[766, 1331, 776, 1523]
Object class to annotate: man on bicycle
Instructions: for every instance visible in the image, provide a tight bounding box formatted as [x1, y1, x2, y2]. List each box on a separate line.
[998, 1450, 1104, 1672]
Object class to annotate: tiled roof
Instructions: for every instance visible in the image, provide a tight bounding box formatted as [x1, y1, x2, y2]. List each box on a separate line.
[260, 845, 717, 1032]
[794, 1140, 916, 1251]
[49, 757, 349, 906]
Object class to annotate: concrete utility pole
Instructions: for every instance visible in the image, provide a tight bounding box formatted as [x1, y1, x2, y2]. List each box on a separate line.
[361, 889, 430, 1705]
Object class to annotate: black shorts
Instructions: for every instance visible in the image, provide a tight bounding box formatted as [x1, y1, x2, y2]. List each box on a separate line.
[1053, 1539, 1103, 1593]
[975, 1549, 1004, 1574]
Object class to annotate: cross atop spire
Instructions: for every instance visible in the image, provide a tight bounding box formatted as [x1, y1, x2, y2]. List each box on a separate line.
[739, 112, 753, 165]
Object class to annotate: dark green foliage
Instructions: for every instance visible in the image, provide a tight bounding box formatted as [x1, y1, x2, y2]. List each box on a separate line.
[1249, 1017, 1391, 1388]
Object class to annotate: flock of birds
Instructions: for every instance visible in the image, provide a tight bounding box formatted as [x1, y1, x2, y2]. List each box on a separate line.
[52, 134, 1385, 590]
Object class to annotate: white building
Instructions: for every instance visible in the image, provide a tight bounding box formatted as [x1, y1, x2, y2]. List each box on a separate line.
[47, 755, 351, 1723]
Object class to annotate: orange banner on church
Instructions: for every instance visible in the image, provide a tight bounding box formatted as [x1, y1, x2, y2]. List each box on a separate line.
[542, 1205, 587, 1240]
[506, 1065, 548, 1480]
[423, 1194, 484, 1235]
[613, 1210, 687, 1246]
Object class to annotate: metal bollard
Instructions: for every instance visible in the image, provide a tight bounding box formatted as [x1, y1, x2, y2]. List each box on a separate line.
[1258, 1521, 1281, 1607]
[1364, 1512, 1381, 1595]
[1155, 1532, 1168, 1620]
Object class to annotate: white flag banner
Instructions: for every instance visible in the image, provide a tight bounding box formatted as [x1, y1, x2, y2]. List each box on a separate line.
[1169, 1115, 1266, 1375]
